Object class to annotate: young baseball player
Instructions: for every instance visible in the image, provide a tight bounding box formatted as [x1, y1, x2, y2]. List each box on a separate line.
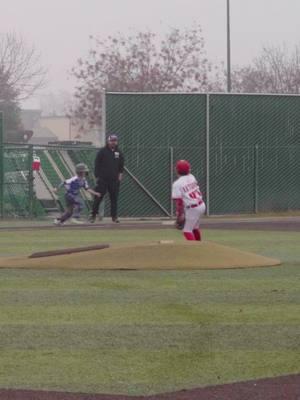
[71, 197, 85, 224]
[53, 163, 100, 226]
[172, 160, 206, 241]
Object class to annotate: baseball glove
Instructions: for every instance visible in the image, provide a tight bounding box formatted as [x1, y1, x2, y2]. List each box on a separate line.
[175, 215, 185, 230]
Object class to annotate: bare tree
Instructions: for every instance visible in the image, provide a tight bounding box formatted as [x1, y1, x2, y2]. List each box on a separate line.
[71, 26, 224, 128]
[232, 44, 300, 94]
[0, 32, 46, 101]
[0, 66, 21, 131]
[0, 33, 46, 134]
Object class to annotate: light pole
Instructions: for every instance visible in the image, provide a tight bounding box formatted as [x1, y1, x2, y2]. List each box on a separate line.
[227, 0, 232, 92]
[0, 112, 3, 218]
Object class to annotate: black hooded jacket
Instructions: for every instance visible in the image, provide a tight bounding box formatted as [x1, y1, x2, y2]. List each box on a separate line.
[94, 145, 124, 181]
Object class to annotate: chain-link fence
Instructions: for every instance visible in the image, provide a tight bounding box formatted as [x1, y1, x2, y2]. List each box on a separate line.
[0, 143, 98, 218]
[3, 145, 34, 217]
[105, 93, 207, 217]
[1, 143, 299, 218]
[105, 92, 300, 216]
[208, 94, 300, 214]
[0, 93, 300, 218]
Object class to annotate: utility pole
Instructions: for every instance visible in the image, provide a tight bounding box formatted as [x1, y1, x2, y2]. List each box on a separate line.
[227, 0, 232, 92]
[0, 112, 3, 217]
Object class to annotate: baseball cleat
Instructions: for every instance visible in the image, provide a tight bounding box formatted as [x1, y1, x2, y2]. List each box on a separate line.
[53, 218, 64, 226]
[88, 215, 96, 223]
[71, 218, 84, 224]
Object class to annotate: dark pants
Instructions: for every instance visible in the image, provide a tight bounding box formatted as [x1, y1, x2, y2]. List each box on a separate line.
[92, 178, 120, 219]
[60, 193, 81, 223]
[73, 196, 84, 218]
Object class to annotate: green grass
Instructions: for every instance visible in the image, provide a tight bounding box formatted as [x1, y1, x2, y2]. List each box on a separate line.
[0, 228, 299, 395]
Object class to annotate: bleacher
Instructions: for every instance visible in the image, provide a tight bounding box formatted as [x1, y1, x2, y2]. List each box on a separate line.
[3, 144, 98, 218]
[4, 148, 44, 216]
[48, 150, 71, 179]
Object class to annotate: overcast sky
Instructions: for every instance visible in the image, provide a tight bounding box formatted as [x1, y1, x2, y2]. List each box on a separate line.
[2, 0, 300, 107]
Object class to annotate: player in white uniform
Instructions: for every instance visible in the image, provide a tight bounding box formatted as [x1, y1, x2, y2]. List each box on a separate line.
[172, 160, 206, 240]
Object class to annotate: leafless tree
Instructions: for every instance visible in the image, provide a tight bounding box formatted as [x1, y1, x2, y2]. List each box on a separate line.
[232, 44, 300, 94]
[71, 26, 224, 128]
[0, 33, 47, 133]
[0, 32, 46, 101]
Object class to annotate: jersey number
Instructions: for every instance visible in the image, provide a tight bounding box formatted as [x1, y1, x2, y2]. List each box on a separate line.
[189, 190, 201, 199]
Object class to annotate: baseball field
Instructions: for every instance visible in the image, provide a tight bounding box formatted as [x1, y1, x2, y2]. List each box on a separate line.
[0, 218, 299, 399]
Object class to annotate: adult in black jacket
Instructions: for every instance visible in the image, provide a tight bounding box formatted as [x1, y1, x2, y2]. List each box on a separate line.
[89, 134, 124, 223]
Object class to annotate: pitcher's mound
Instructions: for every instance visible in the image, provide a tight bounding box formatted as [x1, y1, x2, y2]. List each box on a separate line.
[0, 241, 280, 270]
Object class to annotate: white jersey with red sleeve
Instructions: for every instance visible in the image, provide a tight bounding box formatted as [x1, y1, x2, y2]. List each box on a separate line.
[172, 174, 203, 208]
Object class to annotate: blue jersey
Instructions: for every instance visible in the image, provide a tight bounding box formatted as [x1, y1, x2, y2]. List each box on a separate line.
[60, 176, 89, 196]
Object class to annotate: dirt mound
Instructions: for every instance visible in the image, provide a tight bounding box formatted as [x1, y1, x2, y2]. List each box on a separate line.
[0, 241, 280, 270]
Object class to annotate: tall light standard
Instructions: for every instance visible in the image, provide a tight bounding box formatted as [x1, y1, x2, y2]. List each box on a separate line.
[227, 0, 232, 92]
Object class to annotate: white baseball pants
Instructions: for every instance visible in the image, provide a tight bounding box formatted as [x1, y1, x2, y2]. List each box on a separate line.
[184, 202, 206, 232]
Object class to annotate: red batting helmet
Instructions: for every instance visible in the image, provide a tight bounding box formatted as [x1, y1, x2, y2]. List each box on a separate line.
[176, 160, 191, 175]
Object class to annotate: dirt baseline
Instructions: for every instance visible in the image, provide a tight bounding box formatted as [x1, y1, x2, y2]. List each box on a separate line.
[1, 215, 300, 232]
[0, 374, 300, 400]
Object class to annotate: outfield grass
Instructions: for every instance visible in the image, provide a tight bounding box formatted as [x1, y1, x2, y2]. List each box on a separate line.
[0, 228, 299, 395]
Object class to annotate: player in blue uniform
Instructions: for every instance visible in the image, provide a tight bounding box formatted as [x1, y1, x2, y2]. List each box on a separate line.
[53, 163, 100, 226]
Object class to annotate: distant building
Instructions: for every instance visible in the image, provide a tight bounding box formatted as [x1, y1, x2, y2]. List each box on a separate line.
[21, 110, 101, 146]
[21, 109, 41, 131]
[5, 129, 34, 143]
[28, 126, 58, 145]
[39, 116, 75, 141]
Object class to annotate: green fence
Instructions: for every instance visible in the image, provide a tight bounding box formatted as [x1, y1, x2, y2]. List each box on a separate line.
[0, 93, 300, 218]
[0, 143, 99, 218]
[207, 94, 300, 214]
[3, 145, 32, 217]
[105, 92, 300, 216]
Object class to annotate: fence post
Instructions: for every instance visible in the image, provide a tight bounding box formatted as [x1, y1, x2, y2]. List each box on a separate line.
[101, 88, 106, 146]
[99, 88, 107, 218]
[169, 146, 174, 217]
[28, 144, 34, 218]
[206, 94, 210, 216]
[254, 144, 259, 213]
[0, 112, 4, 218]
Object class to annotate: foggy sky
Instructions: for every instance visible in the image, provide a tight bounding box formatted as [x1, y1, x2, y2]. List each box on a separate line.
[2, 0, 300, 107]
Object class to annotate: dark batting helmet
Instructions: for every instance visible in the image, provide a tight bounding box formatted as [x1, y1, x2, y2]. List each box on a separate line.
[107, 133, 118, 142]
